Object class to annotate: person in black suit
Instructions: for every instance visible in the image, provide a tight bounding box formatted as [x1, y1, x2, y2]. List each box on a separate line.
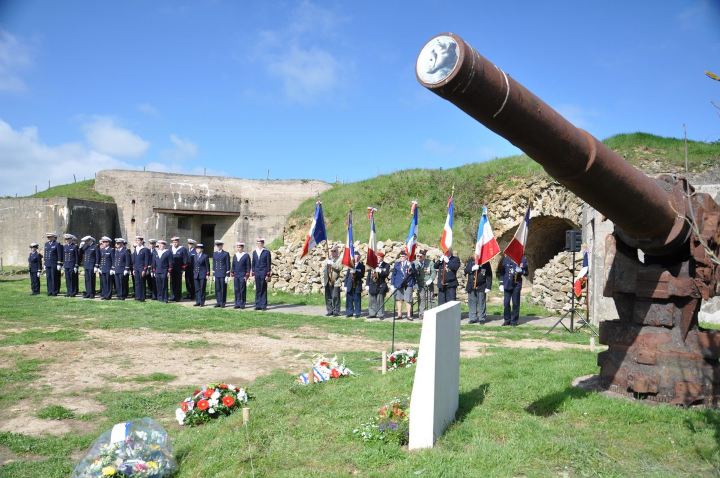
[251, 238, 272, 310]
[28, 243, 42, 294]
[231, 241, 251, 309]
[192, 243, 211, 306]
[434, 248, 461, 305]
[464, 257, 492, 324]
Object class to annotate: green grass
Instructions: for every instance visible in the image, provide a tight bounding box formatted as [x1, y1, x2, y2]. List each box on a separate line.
[287, 132, 720, 257]
[28, 179, 113, 202]
[0, 328, 86, 346]
[36, 405, 76, 420]
[132, 372, 177, 383]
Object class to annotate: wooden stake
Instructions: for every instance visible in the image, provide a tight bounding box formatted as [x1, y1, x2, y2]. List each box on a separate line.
[242, 407, 250, 424]
[381, 351, 387, 374]
[590, 337, 596, 352]
[308, 368, 315, 384]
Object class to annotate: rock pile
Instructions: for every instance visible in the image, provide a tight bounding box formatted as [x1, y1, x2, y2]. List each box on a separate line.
[530, 251, 587, 312]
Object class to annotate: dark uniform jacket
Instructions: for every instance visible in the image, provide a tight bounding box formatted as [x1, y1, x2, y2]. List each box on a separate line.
[112, 247, 131, 274]
[496, 256, 528, 290]
[366, 261, 390, 295]
[44, 240, 63, 268]
[132, 246, 152, 273]
[434, 255, 461, 288]
[232, 252, 251, 277]
[343, 261, 366, 292]
[153, 249, 173, 274]
[252, 249, 272, 277]
[98, 247, 114, 273]
[193, 252, 211, 279]
[391, 260, 416, 289]
[63, 243, 79, 269]
[81, 244, 99, 269]
[212, 250, 231, 278]
[464, 258, 493, 292]
[28, 251, 42, 273]
[172, 246, 190, 271]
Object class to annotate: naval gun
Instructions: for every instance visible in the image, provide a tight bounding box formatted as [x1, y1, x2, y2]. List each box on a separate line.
[416, 33, 720, 405]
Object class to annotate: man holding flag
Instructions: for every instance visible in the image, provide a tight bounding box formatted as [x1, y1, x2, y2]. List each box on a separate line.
[322, 246, 343, 316]
[405, 201, 419, 260]
[435, 192, 461, 305]
[497, 208, 530, 326]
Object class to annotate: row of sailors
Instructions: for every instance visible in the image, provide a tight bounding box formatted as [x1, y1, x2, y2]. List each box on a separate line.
[31, 233, 272, 309]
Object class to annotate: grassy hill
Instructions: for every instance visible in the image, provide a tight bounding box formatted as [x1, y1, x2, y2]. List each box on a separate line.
[29, 179, 113, 202]
[287, 133, 720, 252]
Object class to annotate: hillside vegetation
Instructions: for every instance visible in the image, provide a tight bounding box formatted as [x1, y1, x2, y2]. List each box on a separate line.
[287, 133, 720, 251]
[30, 179, 113, 202]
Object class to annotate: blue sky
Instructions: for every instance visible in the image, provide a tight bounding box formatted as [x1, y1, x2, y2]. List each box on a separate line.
[0, 0, 718, 196]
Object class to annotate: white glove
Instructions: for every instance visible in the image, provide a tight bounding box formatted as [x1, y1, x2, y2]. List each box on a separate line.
[374, 267, 381, 273]
[343, 286, 347, 293]
[224, 276, 229, 284]
[110, 270, 115, 276]
[211, 276, 215, 282]
[484, 288, 490, 294]
[514, 266, 523, 273]
[425, 279, 432, 286]
[79, 241, 85, 248]
[123, 270, 129, 276]
[151, 272, 155, 278]
[442, 255, 449, 263]
[364, 285, 369, 291]
[37, 272, 41, 277]
[56, 264, 62, 271]
[94, 267, 99, 274]
[471, 264, 479, 271]
[499, 284, 504, 292]
[74, 267, 78, 273]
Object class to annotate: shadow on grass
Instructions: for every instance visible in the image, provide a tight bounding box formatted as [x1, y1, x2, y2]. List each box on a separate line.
[456, 383, 489, 422]
[685, 409, 720, 471]
[525, 386, 590, 417]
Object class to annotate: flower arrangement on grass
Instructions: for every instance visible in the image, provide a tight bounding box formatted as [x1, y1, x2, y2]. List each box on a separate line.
[297, 354, 354, 384]
[72, 418, 177, 478]
[387, 349, 417, 370]
[175, 383, 250, 427]
[353, 397, 410, 445]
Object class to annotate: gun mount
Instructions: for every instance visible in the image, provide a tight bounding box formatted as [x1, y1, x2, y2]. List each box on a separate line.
[416, 33, 720, 405]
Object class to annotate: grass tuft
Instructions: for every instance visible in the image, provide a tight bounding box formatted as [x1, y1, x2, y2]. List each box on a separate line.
[36, 405, 76, 420]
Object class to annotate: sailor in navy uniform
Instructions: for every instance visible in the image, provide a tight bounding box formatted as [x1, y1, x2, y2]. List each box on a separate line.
[251, 238, 272, 310]
[44, 232, 63, 296]
[464, 257, 492, 324]
[153, 240, 173, 303]
[231, 241, 251, 309]
[79, 236, 99, 298]
[112, 238, 131, 299]
[63, 233, 80, 297]
[146, 239, 158, 299]
[496, 255, 528, 326]
[185, 238, 197, 299]
[212, 240, 231, 308]
[71, 235, 81, 294]
[434, 248, 461, 305]
[344, 251, 365, 318]
[98, 237, 114, 299]
[192, 243, 211, 306]
[28, 243, 42, 294]
[168, 236, 188, 301]
[132, 236, 152, 301]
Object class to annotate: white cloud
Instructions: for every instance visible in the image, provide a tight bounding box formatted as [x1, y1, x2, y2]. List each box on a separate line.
[161, 134, 198, 161]
[83, 117, 149, 158]
[0, 119, 133, 196]
[0, 30, 33, 93]
[137, 103, 159, 116]
[267, 45, 341, 101]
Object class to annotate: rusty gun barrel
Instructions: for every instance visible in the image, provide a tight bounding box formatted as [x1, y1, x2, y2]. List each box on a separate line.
[416, 33, 689, 254]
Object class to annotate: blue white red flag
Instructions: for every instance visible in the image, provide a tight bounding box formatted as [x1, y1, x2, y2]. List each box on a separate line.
[366, 207, 378, 268]
[439, 195, 454, 255]
[503, 207, 530, 265]
[574, 250, 589, 297]
[300, 201, 327, 258]
[342, 210, 355, 267]
[405, 201, 419, 261]
[475, 206, 500, 265]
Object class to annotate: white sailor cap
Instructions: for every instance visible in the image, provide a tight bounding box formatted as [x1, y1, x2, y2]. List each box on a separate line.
[70, 235, 78, 241]
[196, 243, 204, 248]
[236, 241, 245, 246]
[30, 242, 39, 248]
[100, 236, 112, 242]
[63, 233, 73, 240]
[148, 238, 157, 244]
[81, 235, 94, 242]
[256, 237, 265, 243]
[135, 235, 144, 240]
[214, 239, 224, 245]
[114, 237, 126, 244]
[187, 238, 197, 244]
[170, 236, 180, 241]
[158, 239, 167, 245]
[45, 232, 57, 237]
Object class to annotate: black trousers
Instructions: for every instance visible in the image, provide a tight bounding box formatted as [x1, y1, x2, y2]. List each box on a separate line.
[84, 268, 96, 297]
[100, 273, 112, 299]
[324, 284, 341, 315]
[170, 268, 183, 301]
[185, 270, 195, 299]
[133, 270, 146, 300]
[214, 277, 227, 307]
[254, 275, 268, 309]
[114, 272, 128, 299]
[64, 268, 77, 296]
[145, 272, 155, 299]
[437, 286, 457, 306]
[30, 271, 40, 294]
[155, 273, 169, 302]
[194, 277, 207, 305]
[234, 277, 247, 308]
[503, 286, 522, 324]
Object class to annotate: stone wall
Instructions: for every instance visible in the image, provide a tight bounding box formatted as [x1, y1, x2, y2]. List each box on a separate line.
[0, 198, 119, 266]
[95, 170, 331, 246]
[530, 250, 586, 312]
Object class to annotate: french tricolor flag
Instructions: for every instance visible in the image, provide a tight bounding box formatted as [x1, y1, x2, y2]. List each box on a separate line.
[439, 195, 454, 255]
[366, 207, 378, 268]
[300, 201, 327, 258]
[341, 210, 355, 268]
[504, 207, 531, 265]
[573, 250, 589, 297]
[475, 206, 500, 265]
[405, 201, 419, 261]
